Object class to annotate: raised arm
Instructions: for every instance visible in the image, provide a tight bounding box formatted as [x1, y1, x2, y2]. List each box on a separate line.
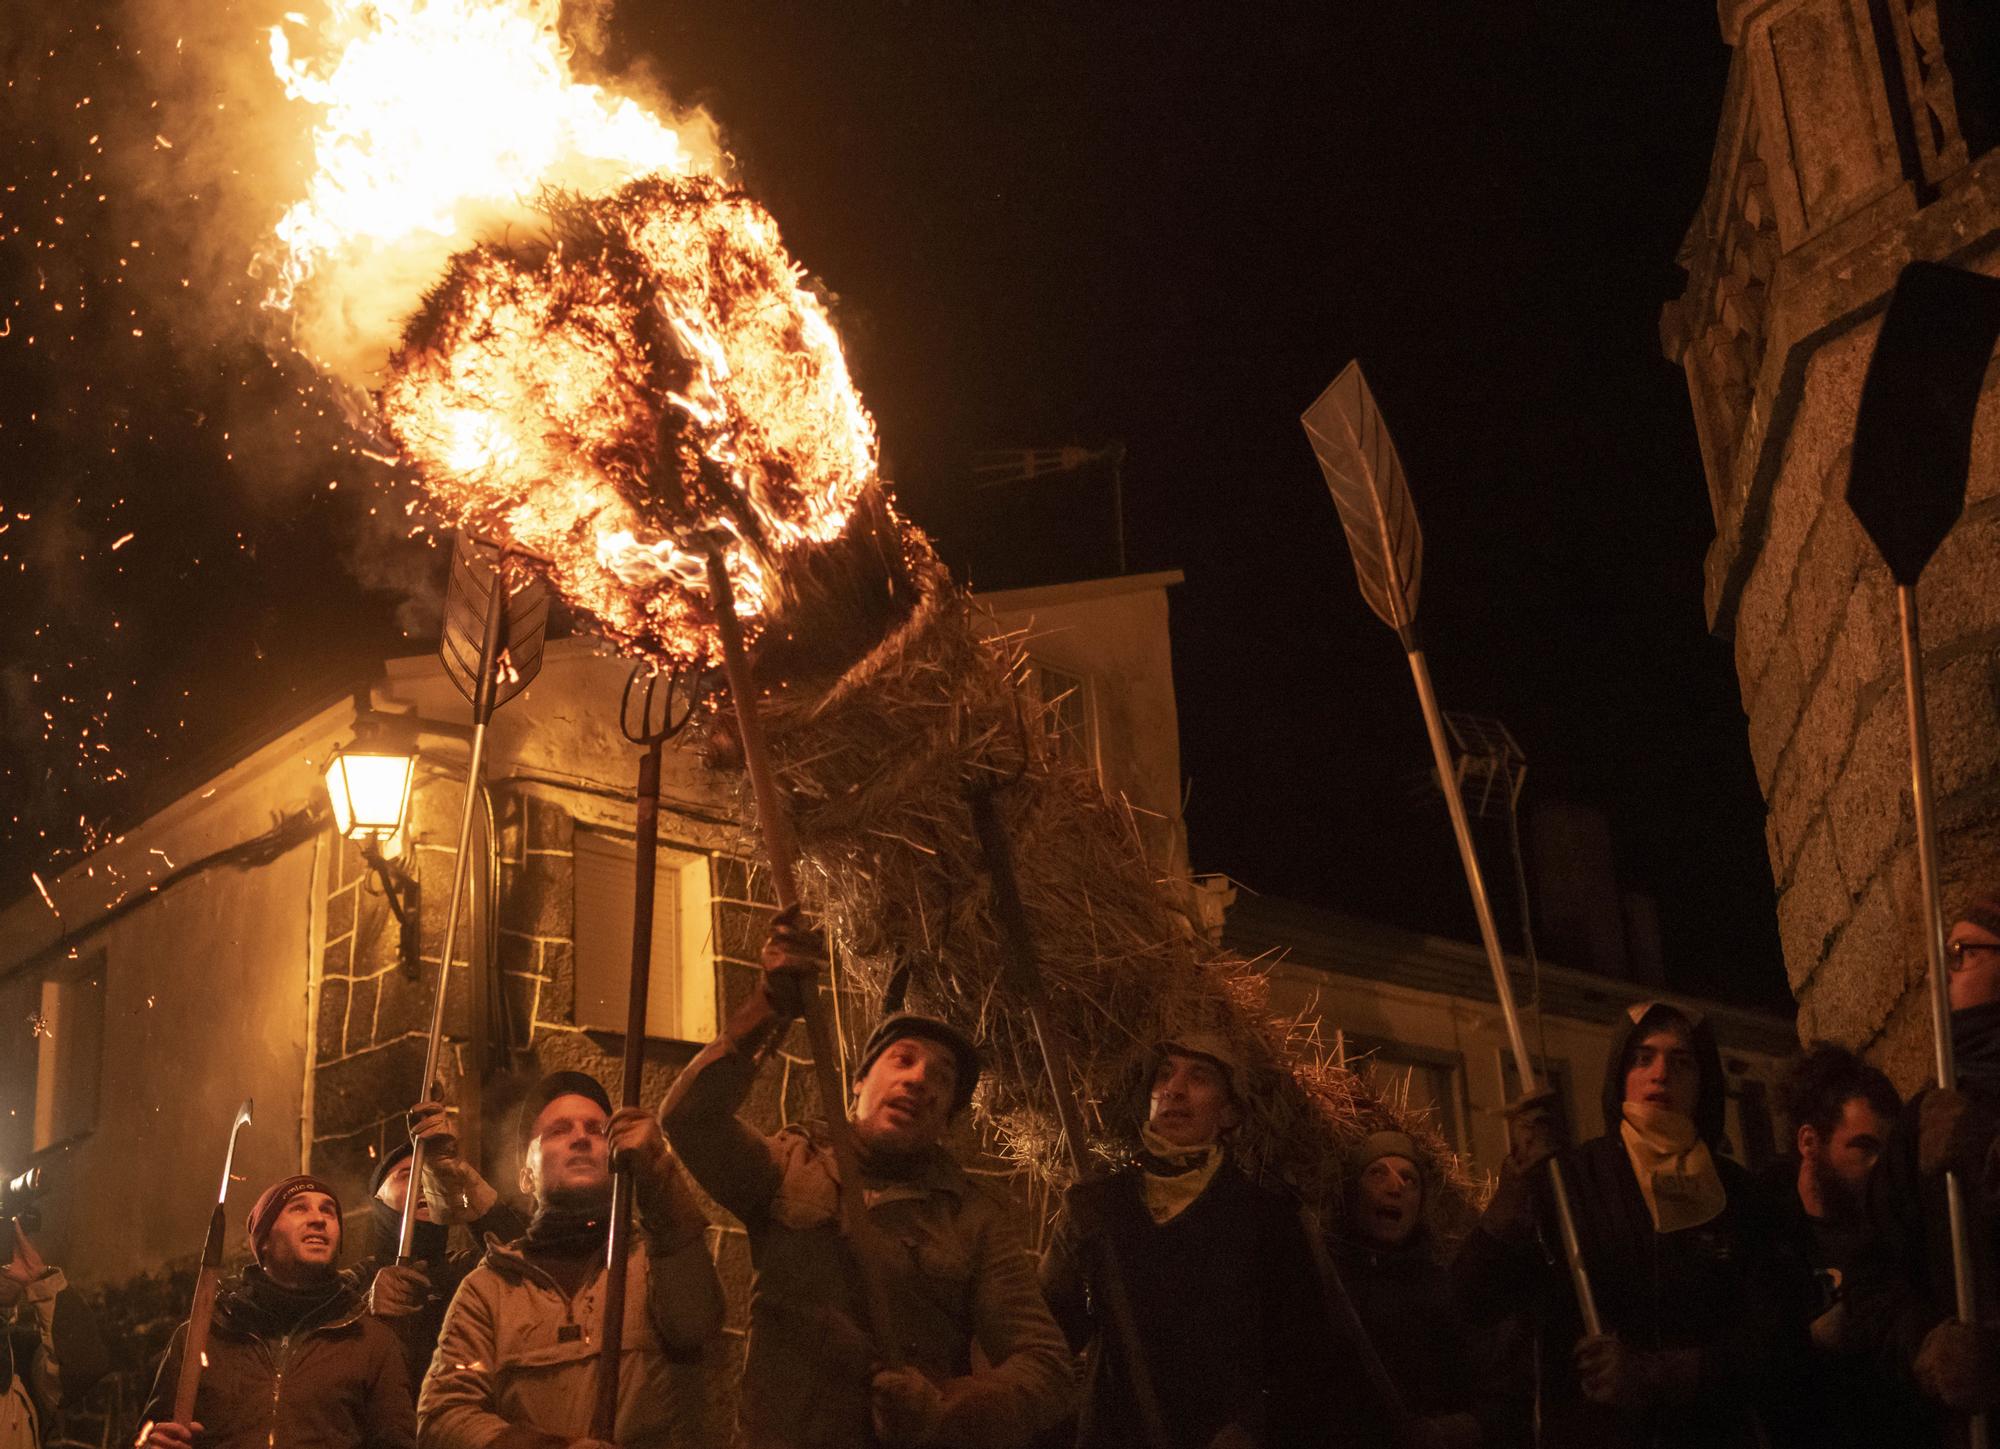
[658, 906, 824, 1225]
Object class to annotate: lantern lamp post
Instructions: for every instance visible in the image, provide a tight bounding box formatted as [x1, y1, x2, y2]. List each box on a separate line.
[323, 739, 421, 973]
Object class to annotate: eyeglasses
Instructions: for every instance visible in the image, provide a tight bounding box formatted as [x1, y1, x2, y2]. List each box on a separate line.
[1946, 940, 2000, 968]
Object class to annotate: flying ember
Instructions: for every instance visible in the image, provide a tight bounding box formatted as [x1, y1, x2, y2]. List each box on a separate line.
[266, 0, 877, 662]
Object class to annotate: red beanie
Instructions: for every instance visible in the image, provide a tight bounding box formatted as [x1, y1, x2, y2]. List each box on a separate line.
[245, 1174, 343, 1265]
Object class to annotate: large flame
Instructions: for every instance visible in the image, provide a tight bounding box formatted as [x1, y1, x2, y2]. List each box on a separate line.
[267, 0, 876, 662]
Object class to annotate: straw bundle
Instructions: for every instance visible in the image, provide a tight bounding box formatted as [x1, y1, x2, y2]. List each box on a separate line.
[736, 488, 1481, 1250]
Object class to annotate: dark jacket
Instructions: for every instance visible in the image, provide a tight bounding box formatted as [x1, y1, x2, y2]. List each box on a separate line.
[142, 1267, 415, 1449]
[1758, 1157, 1931, 1449]
[1844, 998, 2000, 1449]
[350, 1197, 528, 1386]
[1335, 1230, 1527, 1447]
[662, 1033, 1073, 1449]
[1039, 1157, 1339, 1449]
[1452, 1006, 1805, 1449]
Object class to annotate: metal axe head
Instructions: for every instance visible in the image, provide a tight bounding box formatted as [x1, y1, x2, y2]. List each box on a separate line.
[1846, 261, 2000, 585]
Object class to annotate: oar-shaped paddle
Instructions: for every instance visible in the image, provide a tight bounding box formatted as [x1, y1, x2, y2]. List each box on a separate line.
[1845, 259, 2000, 1449]
[1302, 362, 1603, 1336]
[172, 1098, 253, 1426]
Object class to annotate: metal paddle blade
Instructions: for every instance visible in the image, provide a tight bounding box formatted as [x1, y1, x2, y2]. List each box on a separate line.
[1301, 361, 1423, 634]
[1847, 261, 2000, 584]
[440, 534, 552, 708]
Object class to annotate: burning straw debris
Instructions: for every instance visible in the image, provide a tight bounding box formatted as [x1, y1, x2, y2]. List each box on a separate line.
[264, 0, 1480, 1246]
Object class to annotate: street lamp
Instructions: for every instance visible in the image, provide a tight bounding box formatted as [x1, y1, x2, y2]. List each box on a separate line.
[323, 748, 416, 840]
[322, 740, 421, 973]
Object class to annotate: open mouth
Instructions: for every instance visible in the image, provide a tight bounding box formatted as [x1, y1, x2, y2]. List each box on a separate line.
[301, 1234, 331, 1248]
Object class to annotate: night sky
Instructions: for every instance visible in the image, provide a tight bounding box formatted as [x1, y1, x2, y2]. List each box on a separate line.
[0, 5, 1788, 1009]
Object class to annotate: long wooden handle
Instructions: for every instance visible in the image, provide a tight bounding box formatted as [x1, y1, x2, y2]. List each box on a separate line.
[967, 787, 1171, 1448]
[705, 549, 904, 1365]
[173, 1208, 225, 1424]
[590, 741, 664, 1439]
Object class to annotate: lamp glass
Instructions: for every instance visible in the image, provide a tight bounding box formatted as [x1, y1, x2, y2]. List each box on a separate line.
[325, 749, 415, 840]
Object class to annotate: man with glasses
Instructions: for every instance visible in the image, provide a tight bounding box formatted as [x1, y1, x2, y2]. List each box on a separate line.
[1847, 891, 2000, 1441]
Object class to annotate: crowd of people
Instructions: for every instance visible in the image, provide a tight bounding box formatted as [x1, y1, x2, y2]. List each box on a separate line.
[3, 891, 1999, 1449]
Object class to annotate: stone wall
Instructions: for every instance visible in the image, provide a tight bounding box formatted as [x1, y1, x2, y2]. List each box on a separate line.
[1666, 1, 2000, 1084]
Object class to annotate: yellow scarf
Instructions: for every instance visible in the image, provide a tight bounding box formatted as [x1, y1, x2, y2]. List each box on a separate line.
[1138, 1125, 1224, 1224]
[1620, 1102, 1727, 1233]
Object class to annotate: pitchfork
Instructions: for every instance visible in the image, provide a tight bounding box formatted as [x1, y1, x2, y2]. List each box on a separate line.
[591, 660, 697, 1439]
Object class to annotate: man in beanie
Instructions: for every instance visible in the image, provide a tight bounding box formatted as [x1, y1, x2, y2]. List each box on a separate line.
[1845, 889, 2000, 1443]
[1452, 1002, 1803, 1449]
[417, 1070, 722, 1449]
[659, 908, 1072, 1448]
[1038, 1032, 1340, 1448]
[357, 1099, 527, 1384]
[139, 1175, 414, 1449]
[1334, 1132, 1523, 1449]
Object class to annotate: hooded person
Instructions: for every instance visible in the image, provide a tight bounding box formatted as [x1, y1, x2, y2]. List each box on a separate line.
[416, 1070, 723, 1449]
[356, 1100, 528, 1386]
[659, 907, 1073, 1449]
[1844, 888, 2000, 1447]
[1451, 1001, 1805, 1449]
[1333, 1132, 1526, 1449]
[1037, 1031, 1342, 1449]
[139, 1175, 415, 1449]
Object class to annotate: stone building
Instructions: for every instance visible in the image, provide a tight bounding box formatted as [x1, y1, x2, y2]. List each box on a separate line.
[1662, 0, 2000, 1085]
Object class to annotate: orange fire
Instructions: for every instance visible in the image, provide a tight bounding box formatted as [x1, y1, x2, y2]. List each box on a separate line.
[266, 0, 878, 663]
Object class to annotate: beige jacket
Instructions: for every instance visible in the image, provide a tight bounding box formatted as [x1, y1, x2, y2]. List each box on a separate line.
[416, 1180, 723, 1449]
[1, 1271, 64, 1449]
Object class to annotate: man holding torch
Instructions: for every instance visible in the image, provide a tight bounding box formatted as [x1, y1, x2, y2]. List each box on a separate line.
[1845, 889, 2000, 1439]
[659, 908, 1073, 1449]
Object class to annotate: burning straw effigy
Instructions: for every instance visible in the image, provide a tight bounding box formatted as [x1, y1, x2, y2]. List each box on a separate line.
[271, 10, 1480, 1251]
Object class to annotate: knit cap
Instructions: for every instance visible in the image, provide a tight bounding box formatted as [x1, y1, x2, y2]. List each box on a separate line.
[245, 1175, 343, 1265]
[516, 1070, 613, 1147]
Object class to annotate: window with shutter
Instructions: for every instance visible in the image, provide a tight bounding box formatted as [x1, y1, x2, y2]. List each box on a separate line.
[571, 830, 718, 1043]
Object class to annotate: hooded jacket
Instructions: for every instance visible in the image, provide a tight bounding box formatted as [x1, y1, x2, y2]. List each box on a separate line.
[1452, 1004, 1804, 1449]
[141, 1266, 414, 1449]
